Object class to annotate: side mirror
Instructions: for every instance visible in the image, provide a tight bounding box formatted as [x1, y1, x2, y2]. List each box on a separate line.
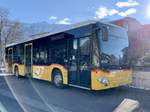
[102, 27, 108, 41]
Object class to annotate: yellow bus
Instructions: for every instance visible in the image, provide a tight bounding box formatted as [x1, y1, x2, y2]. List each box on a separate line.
[5, 20, 132, 90]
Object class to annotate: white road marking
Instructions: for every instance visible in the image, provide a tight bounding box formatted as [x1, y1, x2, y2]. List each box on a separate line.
[0, 83, 72, 112]
[0, 102, 8, 112]
[0, 73, 13, 76]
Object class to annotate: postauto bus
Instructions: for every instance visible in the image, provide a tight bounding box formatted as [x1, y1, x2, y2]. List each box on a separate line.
[5, 20, 132, 90]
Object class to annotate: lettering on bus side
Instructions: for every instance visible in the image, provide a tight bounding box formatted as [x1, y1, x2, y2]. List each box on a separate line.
[33, 66, 45, 78]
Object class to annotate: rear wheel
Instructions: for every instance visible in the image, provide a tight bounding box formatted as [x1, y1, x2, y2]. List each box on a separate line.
[52, 70, 64, 88]
[14, 67, 19, 78]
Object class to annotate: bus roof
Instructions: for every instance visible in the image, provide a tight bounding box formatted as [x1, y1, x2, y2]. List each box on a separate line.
[6, 20, 123, 48]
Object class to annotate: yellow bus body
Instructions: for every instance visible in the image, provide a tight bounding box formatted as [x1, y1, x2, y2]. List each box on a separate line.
[5, 63, 132, 91]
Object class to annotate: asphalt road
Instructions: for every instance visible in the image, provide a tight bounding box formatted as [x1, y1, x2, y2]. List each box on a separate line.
[0, 75, 150, 112]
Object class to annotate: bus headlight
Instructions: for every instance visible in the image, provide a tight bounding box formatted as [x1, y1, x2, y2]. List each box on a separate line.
[97, 77, 109, 85]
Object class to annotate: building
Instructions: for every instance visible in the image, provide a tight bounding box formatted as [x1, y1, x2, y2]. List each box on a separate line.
[112, 17, 150, 65]
[138, 24, 150, 54]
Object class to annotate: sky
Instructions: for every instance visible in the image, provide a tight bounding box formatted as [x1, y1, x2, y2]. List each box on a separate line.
[0, 0, 150, 24]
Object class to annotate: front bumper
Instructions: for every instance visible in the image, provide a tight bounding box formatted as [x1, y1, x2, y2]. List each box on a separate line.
[91, 69, 132, 90]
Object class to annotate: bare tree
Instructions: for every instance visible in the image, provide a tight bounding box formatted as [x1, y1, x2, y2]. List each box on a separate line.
[3, 21, 22, 45]
[0, 8, 23, 66]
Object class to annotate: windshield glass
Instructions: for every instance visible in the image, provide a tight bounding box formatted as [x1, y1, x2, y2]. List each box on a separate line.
[99, 25, 129, 69]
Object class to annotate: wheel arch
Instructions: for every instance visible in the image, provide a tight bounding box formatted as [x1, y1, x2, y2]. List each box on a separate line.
[13, 63, 19, 74]
[49, 64, 68, 85]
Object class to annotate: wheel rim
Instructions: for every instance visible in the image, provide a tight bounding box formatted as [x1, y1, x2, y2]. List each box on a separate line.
[54, 74, 62, 86]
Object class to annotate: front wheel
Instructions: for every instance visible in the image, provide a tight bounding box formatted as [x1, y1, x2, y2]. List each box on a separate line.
[52, 70, 64, 88]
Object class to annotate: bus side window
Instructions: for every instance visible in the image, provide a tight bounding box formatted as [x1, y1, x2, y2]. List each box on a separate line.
[51, 39, 67, 65]
[33, 39, 49, 65]
[39, 49, 47, 65]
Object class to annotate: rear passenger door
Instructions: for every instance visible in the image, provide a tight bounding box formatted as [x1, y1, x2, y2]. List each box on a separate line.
[25, 43, 32, 77]
[8, 48, 13, 73]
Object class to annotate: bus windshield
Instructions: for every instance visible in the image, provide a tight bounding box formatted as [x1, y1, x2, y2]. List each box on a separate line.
[99, 26, 129, 70]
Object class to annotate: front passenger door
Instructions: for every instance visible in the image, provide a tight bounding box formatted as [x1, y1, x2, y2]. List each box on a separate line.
[79, 37, 91, 88]
[68, 39, 78, 85]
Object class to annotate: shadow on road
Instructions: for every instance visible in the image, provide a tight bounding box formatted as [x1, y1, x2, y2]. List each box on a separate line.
[0, 75, 150, 112]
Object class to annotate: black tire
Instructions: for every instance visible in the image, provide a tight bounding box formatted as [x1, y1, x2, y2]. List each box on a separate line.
[52, 69, 64, 88]
[14, 67, 19, 78]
